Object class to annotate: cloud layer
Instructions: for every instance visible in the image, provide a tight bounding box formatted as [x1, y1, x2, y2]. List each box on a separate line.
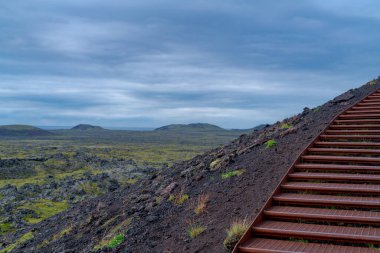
[1, 0, 380, 128]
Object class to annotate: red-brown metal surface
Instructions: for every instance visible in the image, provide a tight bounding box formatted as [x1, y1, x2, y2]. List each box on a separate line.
[233, 88, 380, 252]
[239, 238, 379, 253]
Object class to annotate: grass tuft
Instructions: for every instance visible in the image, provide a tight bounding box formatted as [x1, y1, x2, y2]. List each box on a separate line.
[223, 218, 250, 250]
[187, 224, 206, 238]
[194, 193, 209, 215]
[221, 169, 245, 180]
[281, 123, 292, 129]
[169, 189, 189, 205]
[265, 139, 277, 149]
[209, 158, 222, 170]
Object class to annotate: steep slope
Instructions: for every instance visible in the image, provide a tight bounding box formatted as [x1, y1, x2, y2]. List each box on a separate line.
[0, 125, 53, 137]
[2, 78, 380, 253]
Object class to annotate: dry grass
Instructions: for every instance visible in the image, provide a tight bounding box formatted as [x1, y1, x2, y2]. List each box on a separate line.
[187, 224, 206, 238]
[168, 188, 189, 206]
[223, 218, 250, 250]
[194, 193, 210, 215]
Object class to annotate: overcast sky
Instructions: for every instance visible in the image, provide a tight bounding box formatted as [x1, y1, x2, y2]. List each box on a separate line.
[1, 0, 380, 128]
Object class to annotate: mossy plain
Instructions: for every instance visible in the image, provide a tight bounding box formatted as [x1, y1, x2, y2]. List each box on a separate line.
[0, 128, 248, 238]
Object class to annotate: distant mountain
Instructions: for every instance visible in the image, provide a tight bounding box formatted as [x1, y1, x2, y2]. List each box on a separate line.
[0, 125, 53, 137]
[154, 123, 224, 132]
[251, 124, 268, 131]
[71, 124, 104, 131]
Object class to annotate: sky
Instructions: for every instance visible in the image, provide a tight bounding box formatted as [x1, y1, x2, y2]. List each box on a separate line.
[1, 0, 380, 129]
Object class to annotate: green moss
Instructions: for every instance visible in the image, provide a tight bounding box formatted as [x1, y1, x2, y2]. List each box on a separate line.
[0, 231, 34, 253]
[369, 79, 377, 85]
[93, 218, 131, 250]
[80, 182, 103, 196]
[107, 234, 125, 248]
[52, 226, 72, 240]
[19, 199, 68, 224]
[209, 158, 222, 170]
[155, 196, 163, 204]
[169, 193, 189, 205]
[44, 159, 68, 169]
[313, 106, 321, 112]
[221, 169, 245, 180]
[0, 222, 15, 235]
[265, 139, 277, 149]
[281, 123, 292, 129]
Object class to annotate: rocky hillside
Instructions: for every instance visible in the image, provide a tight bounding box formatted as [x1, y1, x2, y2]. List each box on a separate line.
[2, 78, 380, 253]
[0, 125, 52, 137]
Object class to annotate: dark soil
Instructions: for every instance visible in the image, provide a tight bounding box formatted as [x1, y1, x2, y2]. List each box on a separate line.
[3, 78, 380, 253]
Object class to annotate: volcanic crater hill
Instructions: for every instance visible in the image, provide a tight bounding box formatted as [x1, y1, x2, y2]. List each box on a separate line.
[0, 125, 53, 137]
[71, 124, 105, 131]
[3, 78, 380, 253]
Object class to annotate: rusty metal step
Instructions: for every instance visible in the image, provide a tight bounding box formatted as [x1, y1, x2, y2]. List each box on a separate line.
[239, 238, 379, 253]
[289, 172, 380, 182]
[264, 206, 380, 225]
[281, 182, 380, 194]
[330, 124, 380, 129]
[308, 147, 380, 155]
[357, 102, 380, 106]
[325, 129, 380, 134]
[352, 106, 380, 110]
[339, 114, 380, 119]
[273, 193, 380, 208]
[253, 221, 380, 244]
[346, 110, 380, 114]
[295, 163, 380, 172]
[302, 155, 380, 164]
[335, 119, 380, 124]
[314, 141, 380, 148]
[320, 134, 380, 139]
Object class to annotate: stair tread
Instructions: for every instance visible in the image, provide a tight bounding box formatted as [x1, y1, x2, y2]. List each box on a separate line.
[346, 110, 380, 114]
[314, 141, 380, 147]
[326, 130, 380, 134]
[295, 163, 380, 171]
[282, 182, 380, 193]
[308, 147, 380, 154]
[289, 172, 380, 181]
[335, 119, 380, 123]
[302, 155, 380, 163]
[273, 193, 380, 207]
[320, 134, 380, 139]
[330, 124, 380, 129]
[339, 114, 380, 119]
[239, 238, 378, 253]
[254, 221, 380, 243]
[265, 206, 380, 223]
